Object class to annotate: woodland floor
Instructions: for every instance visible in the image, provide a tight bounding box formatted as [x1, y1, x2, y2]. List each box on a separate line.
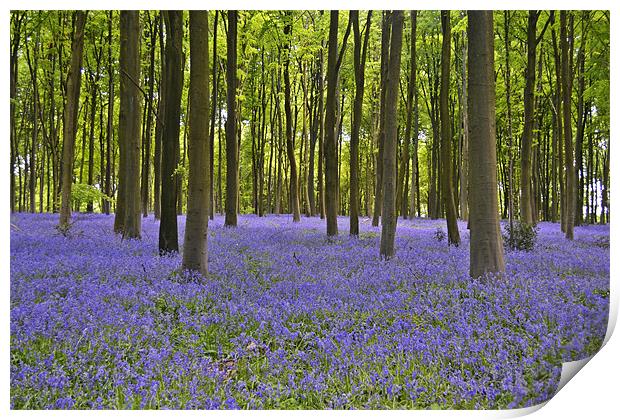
[10, 213, 609, 409]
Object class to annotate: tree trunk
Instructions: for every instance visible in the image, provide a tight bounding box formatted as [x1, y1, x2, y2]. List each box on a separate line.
[153, 13, 165, 220]
[104, 11, 114, 216]
[459, 25, 469, 221]
[398, 11, 414, 220]
[561, 11, 575, 240]
[209, 11, 219, 220]
[159, 10, 184, 253]
[504, 11, 515, 236]
[141, 13, 157, 218]
[467, 10, 505, 278]
[26, 37, 39, 214]
[551, 16, 565, 231]
[409, 12, 420, 219]
[283, 15, 301, 222]
[10, 13, 24, 213]
[225, 11, 239, 227]
[520, 11, 538, 226]
[119, 11, 142, 239]
[379, 11, 403, 258]
[317, 49, 325, 220]
[440, 11, 460, 246]
[183, 11, 210, 278]
[349, 11, 371, 235]
[325, 11, 343, 236]
[575, 12, 588, 227]
[373, 13, 391, 227]
[59, 11, 87, 228]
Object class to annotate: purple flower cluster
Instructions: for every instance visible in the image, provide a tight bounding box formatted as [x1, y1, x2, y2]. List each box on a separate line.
[10, 213, 609, 409]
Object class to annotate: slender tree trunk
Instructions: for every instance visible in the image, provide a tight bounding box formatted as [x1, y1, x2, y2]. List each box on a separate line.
[575, 12, 588, 226]
[283, 15, 301, 222]
[141, 13, 157, 218]
[26, 37, 39, 214]
[373, 13, 391, 227]
[349, 11, 372, 235]
[552, 16, 565, 231]
[504, 11, 516, 236]
[59, 11, 87, 228]
[467, 10, 505, 278]
[379, 10, 403, 258]
[317, 49, 325, 220]
[561, 11, 575, 240]
[208, 11, 219, 220]
[440, 11, 460, 246]
[86, 76, 97, 213]
[10, 13, 24, 213]
[177, 97, 188, 216]
[119, 11, 142, 239]
[399, 11, 414, 220]
[153, 13, 165, 220]
[409, 13, 420, 219]
[225, 11, 239, 227]
[520, 11, 539, 226]
[601, 143, 609, 224]
[104, 11, 114, 216]
[324, 11, 351, 236]
[183, 11, 210, 277]
[159, 10, 184, 253]
[459, 25, 469, 221]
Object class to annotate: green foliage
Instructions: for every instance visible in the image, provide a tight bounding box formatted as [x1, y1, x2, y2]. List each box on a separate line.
[71, 183, 115, 206]
[502, 221, 539, 251]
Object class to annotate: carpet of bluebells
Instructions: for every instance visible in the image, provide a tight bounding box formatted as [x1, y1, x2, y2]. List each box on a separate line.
[10, 213, 609, 409]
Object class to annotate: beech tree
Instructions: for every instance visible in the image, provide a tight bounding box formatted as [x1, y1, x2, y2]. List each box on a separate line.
[324, 11, 351, 236]
[182, 11, 210, 277]
[225, 10, 239, 227]
[379, 10, 404, 259]
[440, 10, 460, 246]
[59, 11, 87, 228]
[159, 10, 184, 254]
[118, 10, 142, 239]
[283, 13, 301, 223]
[561, 11, 575, 240]
[349, 10, 372, 236]
[467, 10, 505, 278]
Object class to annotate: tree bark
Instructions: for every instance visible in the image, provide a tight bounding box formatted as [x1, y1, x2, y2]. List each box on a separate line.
[225, 11, 239, 227]
[440, 11, 460, 246]
[503, 11, 515, 236]
[153, 13, 165, 220]
[349, 11, 372, 235]
[10, 13, 24, 213]
[317, 49, 325, 220]
[372, 13, 391, 227]
[119, 11, 142, 239]
[467, 10, 505, 278]
[324, 11, 343, 236]
[283, 14, 301, 222]
[459, 24, 469, 221]
[520, 11, 539, 226]
[141, 13, 157, 218]
[209, 11, 219, 220]
[159, 10, 184, 253]
[397, 12, 414, 220]
[379, 10, 403, 259]
[575, 11, 588, 227]
[59, 11, 87, 228]
[183, 11, 210, 278]
[561, 11, 575, 239]
[104, 11, 114, 216]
